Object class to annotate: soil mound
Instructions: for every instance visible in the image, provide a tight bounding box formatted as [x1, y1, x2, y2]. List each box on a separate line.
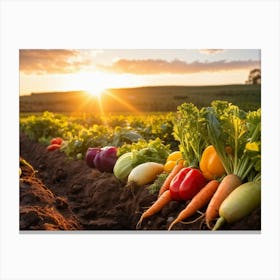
[20, 157, 80, 230]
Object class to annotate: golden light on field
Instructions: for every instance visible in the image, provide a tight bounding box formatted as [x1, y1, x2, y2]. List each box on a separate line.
[74, 71, 142, 115]
[105, 91, 141, 114]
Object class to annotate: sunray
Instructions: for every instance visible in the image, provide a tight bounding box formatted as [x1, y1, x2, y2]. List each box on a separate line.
[104, 90, 141, 114]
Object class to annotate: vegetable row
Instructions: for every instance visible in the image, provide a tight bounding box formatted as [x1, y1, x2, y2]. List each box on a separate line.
[20, 111, 178, 158]
[21, 100, 261, 230]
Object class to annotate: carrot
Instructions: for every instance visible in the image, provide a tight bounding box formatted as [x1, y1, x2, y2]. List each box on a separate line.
[158, 161, 184, 197]
[205, 174, 242, 229]
[168, 180, 219, 230]
[136, 190, 172, 229]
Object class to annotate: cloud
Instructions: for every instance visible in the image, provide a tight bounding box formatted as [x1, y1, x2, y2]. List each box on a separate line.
[20, 49, 260, 76]
[97, 58, 260, 75]
[19, 49, 99, 74]
[199, 49, 224, 54]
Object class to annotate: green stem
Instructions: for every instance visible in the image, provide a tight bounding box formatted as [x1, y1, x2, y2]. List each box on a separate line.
[236, 154, 248, 178]
[254, 173, 261, 182]
[250, 123, 261, 143]
[212, 217, 226, 231]
[234, 119, 239, 174]
[240, 160, 256, 181]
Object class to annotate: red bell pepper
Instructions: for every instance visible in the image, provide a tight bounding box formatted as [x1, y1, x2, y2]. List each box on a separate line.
[169, 167, 207, 201]
[169, 167, 192, 200]
[179, 169, 207, 200]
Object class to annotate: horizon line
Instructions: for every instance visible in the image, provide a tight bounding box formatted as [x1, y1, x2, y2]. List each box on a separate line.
[20, 83, 259, 96]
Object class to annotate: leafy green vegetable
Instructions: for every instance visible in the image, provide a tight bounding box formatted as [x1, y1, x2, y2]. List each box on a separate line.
[245, 108, 261, 180]
[147, 173, 169, 194]
[117, 138, 170, 166]
[20, 111, 177, 160]
[204, 101, 261, 181]
[111, 127, 143, 147]
[173, 103, 207, 167]
[61, 125, 113, 159]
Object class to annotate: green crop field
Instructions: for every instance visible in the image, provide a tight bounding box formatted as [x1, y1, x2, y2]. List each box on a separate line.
[20, 84, 261, 113]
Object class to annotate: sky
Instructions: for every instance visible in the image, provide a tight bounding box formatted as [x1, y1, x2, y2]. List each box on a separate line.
[19, 49, 261, 96]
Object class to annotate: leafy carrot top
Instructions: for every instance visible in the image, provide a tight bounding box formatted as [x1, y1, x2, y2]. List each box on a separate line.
[203, 101, 261, 181]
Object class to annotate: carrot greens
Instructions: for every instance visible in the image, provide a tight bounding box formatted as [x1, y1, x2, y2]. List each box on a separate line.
[204, 101, 261, 181]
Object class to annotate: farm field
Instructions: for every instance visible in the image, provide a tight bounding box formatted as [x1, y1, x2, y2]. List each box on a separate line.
[20, 84, 261, 113]
[20, 96, 261, 231]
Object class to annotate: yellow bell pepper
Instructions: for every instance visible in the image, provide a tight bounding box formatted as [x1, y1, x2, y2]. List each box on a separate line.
[166, 151, 183, 162]
[199, 145, 228, 180]
[164, 160, 177, 172]
[164, 151, 184, 173]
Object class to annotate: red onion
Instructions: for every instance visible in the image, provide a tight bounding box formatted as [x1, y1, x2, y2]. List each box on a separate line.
[93, 146, 118, 172]
[85, 147, 101, 168]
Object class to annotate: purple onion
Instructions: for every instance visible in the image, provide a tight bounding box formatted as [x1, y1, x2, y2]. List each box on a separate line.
[85, 147, 101, 168]
[93, 146, 118, 172]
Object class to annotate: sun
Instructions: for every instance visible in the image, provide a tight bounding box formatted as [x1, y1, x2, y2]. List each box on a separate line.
[75, 71, 109, 98]
[86, 85, 107, 97]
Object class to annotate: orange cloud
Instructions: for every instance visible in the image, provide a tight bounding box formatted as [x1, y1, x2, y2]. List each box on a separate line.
[19, 49, 93, 74]
[97, 58, 260, 75]
[199, 49, 224, 54]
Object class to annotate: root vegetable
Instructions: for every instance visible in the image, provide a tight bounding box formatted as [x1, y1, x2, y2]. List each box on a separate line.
[205, 174, 242, 229]
[136, 190, 172, 229]
[93, 146, 118, 173]
[127, 162, 164, 186]
[85, 147, 101, 168]
[213, 181, 261, 230]
[168, 179, 219, 230]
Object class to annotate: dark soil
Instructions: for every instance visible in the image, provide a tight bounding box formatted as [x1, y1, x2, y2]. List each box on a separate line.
[19, 134, 261, 231]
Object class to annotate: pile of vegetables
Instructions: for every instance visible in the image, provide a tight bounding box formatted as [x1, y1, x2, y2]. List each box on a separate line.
[202, 101, 261, 230]
[113, 138, 170, 182]
[135, 101, 261, 230]
[85, 138, 170, 181]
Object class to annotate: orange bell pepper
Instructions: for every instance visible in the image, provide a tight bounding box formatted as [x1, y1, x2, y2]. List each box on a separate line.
[199, 145, 230, 180]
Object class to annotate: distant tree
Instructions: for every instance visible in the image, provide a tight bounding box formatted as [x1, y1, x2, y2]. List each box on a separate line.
[246, 68, 261, 84]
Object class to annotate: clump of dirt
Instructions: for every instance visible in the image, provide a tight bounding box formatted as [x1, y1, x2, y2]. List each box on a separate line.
[19, 134, 261, 231]
[20, 157, 80, 230]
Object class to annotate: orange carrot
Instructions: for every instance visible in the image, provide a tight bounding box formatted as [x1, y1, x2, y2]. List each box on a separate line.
[158, 161, 184, 197]
[205, 174, 242, 229]
[136, 190, 172, 229]
[168, 180, 219, 230]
